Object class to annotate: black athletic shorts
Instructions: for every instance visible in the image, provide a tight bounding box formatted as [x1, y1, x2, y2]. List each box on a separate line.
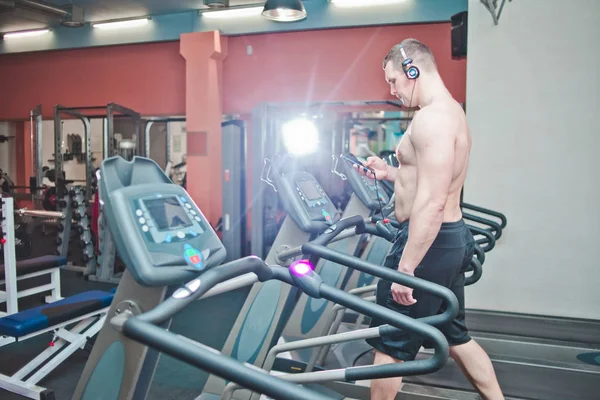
[366, 219, 474, 361]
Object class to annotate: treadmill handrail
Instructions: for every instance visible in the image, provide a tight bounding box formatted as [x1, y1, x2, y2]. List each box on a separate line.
[121, 318, 331, 400]
[310, 215, 366, 246]
[137, 256, 273, 325]
[465, 257, 483, 286]
[462, 212, 503, 240]
[271, 267, 449, 380]
[302, 243, 459, 328]
[120, 253, 449, 398]
[461, 202, 507, 229]
[473, 243, 485, 265]
[468, 225, 496, 252]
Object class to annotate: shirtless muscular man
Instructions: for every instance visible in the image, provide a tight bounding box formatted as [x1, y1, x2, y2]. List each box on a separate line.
[362, 39, 505, 400]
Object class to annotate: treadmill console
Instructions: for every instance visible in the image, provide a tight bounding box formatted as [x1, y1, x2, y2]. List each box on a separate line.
[339, 153, 390, 210]
[272, 166, 339, 233]
[99, 156, 226, 287]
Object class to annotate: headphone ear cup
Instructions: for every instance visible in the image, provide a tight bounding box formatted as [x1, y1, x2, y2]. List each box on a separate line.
[407, 66, 420, 79]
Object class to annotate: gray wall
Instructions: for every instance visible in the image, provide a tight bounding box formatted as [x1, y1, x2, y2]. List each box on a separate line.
[0, 122, 16, 176]
[464, 0, 600, 320]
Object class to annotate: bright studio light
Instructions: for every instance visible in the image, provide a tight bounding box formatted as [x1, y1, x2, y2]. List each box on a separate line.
[282, 118, 319, 156]
[330, 0, 406, 8]
[201, 6, 264, 19]
[3, 29, 49, 39]
[93, 18, 150, 30]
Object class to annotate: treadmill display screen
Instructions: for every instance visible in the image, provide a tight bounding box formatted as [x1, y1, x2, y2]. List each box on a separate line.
[143, 197, 192, 231]
[298, 180, 321, 201]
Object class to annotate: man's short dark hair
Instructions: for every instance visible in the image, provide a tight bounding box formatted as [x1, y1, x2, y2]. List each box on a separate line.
[382, 38, 437, 73]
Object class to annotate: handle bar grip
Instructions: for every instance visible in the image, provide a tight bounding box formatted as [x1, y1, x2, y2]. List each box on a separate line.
[138, 256, 273, 325]
[371, 215, 403, 230]
[356, 221, 396, 242]
[310, 215, 365, 247]
[375, 221, 396, 242]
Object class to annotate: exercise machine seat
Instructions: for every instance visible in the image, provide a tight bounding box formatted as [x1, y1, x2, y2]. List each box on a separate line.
[0, 255, 68, 280]
[0, 290, 114, 338]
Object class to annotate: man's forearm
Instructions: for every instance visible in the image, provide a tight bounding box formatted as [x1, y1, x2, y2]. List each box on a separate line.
[385, 165, 399, 182]
[398, 199, 445, 272]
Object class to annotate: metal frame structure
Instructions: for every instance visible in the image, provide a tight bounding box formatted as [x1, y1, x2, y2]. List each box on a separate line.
[250, 100, 403, 259]
[1, 195, 17, 317]
[105, 103, 143, 161]
[53, 105, 94, 204]
[222, 119, 248, 262]
[142, 115, 185, 163]
[52, 104, 140, 276]
[29, 105, 43, 209]
[54, 104, 141, 203]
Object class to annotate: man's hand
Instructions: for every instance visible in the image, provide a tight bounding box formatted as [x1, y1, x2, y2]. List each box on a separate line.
[391, 272, 417, 306]
[353, 156, 395, 181]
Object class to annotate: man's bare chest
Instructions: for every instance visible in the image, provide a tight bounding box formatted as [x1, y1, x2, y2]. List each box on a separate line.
[395, 130, 416, 167]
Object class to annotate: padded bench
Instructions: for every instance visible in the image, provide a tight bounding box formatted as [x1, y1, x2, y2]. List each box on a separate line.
[0, 255, 67, 280]
[0, 290, 114, 338]
[0, 290, 114, 400]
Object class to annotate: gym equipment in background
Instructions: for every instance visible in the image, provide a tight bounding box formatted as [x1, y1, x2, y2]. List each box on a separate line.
[0, 195, 113, 400]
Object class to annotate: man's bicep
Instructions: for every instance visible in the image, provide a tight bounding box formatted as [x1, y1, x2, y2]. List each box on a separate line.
[413, 120, 456, 205]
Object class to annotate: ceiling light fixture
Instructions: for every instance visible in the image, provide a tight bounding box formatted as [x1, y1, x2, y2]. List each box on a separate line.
[201, 6, 263, 19]
[204, 0, 229, 7]
[262, 0, 307, 22]
[2, 28, 50, 39]
[330, 0, 406, 8]
[92, 18, 150, 30]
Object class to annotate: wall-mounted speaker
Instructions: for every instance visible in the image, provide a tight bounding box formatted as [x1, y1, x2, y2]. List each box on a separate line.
[451, 11, 468, 59]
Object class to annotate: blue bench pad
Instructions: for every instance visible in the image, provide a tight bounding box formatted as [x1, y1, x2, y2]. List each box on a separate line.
[0, 255, 68, 280]
[0, 290, 114, 338]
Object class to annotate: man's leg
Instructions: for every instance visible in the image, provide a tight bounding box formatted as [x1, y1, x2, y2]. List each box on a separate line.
[450, 340, 504, 400]
[370, 350, 403, 400]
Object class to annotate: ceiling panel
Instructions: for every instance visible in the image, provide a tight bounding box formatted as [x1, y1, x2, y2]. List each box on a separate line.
[0, 0, 266, 32]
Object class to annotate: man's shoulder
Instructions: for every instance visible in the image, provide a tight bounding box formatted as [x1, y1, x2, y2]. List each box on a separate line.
[412, 102, 461, 140]
[416, 99, 463, 121]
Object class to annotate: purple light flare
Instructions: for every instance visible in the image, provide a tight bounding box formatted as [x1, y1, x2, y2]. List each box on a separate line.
[290, 259, 314, 276]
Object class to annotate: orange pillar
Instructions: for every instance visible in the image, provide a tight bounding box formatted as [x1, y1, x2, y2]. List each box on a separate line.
[180, 31, 228, 226]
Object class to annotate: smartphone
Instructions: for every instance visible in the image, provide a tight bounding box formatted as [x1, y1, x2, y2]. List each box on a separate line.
[341, 152, 375, 174]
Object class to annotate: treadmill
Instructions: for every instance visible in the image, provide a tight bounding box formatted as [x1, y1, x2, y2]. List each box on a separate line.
[72, 156, 455, 400]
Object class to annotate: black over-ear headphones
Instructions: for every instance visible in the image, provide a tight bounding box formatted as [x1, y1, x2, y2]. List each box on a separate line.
[400, 47, 420, 80]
